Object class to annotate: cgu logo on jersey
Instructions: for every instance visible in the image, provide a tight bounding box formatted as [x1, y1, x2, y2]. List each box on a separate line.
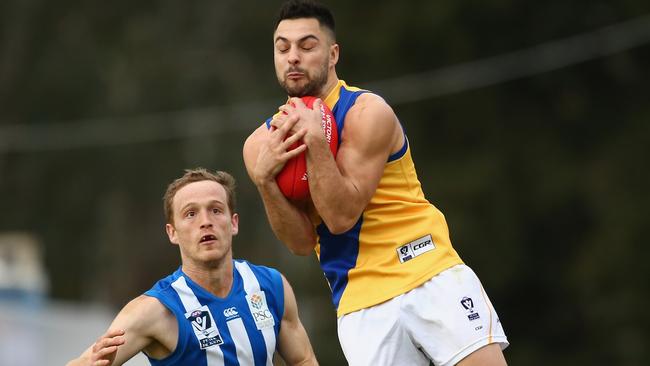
[246, 291, 275, 330]
[186, 305, 223, 349]
[397, 234, 435, 263]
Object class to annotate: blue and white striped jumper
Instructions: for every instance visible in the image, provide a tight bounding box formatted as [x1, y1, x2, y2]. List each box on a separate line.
[144, 260, 284, 366]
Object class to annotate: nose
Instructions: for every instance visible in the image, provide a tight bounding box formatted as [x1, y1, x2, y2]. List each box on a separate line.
[287, 47, 300, 66]
[199, 210, 213, 229]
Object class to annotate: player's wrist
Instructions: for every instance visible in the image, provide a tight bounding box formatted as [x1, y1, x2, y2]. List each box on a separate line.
[302, 129, 328, 148]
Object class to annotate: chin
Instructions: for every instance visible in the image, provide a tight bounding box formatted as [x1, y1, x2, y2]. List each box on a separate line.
[202, 247, 231, 262]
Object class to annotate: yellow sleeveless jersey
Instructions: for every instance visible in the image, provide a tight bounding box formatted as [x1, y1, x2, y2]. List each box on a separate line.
[313, 80, 464, 317]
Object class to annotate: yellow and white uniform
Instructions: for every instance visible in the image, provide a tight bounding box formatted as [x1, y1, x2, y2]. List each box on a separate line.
[313, 80, 464, 316]
[308, 81, 508, 365]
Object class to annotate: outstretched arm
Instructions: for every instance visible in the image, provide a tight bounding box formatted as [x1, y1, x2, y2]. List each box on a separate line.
[243, 118, 318, 256]
[66, 295, 176, 366]
[276, 275, 319, 366]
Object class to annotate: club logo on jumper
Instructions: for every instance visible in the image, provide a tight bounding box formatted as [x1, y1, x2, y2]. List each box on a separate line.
[246, 291, 275, 330]
[396, 234, 435, 263]
[460, 296, 480, 321]
[223, 306, 239, 320]
[186, 305, 223, 349]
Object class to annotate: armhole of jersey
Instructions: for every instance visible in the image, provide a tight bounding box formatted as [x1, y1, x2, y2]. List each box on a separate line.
[142, 291, 188, 365]
[333, 89, 367, 149]
[388, 126, 408, 162]
[274, 269, 285, 322]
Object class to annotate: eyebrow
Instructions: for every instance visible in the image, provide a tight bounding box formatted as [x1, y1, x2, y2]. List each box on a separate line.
[274, 34, 320, 44]
[178, 200, 224, 213]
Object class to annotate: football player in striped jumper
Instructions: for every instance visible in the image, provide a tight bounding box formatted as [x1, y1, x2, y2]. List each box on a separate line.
[244, 1, 508, 365]
[67, 168, 318, 366]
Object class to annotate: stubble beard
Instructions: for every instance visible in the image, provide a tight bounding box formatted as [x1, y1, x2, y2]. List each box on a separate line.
[279, 57, 329, 97]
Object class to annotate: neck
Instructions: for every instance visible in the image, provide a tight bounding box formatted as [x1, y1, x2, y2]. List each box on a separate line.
[318, 73, 339, 100]
[181, 258, 233, 298]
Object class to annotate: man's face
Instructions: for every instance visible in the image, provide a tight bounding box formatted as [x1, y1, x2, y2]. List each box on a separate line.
[274, 18, 336, 97]
[166, 180, 238, 265]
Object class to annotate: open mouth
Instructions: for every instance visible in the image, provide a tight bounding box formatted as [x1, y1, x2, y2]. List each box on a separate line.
[200, 234, 217, 243]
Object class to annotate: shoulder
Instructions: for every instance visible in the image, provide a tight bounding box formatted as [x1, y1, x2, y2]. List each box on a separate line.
[235, 260, 285, 305]
[344, 92, 399, 137]
[243, 124, 269, 165]
[340, 92, 401, 153]
[122, 295, 174, 324]
[244, 124, 268, 149]
[109, 294, 176, 345]
[235, 259, 283, 285]
[349, 92, 396, 122]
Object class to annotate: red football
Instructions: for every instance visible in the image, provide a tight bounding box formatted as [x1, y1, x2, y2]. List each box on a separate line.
[275, 96, 338, 200]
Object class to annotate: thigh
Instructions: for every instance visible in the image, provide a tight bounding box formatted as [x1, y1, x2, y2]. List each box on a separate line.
[456, 343, 507, 366]
[402, 265, 509, 366]
[337, 295, 430, 366]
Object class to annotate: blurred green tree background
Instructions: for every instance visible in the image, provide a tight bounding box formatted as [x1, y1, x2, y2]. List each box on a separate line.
[1, 0, 649, 364]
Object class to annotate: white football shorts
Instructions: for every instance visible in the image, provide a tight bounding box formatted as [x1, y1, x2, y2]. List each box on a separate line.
[336, 264, 509, 366]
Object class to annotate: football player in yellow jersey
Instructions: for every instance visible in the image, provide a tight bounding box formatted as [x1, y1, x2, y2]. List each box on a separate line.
[243, 1, 509, 365]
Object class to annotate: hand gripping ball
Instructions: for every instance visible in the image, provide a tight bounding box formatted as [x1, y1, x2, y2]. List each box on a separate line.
[275, 96, 338, 200]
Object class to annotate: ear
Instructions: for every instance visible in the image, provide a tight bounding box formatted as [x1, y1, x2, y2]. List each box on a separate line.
[231, 213, 240, 237]
[329, 43, 339, 67]
[166, 223, 179, 245]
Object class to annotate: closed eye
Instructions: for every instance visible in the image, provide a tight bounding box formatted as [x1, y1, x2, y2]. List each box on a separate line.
[275, 40, 290, 53]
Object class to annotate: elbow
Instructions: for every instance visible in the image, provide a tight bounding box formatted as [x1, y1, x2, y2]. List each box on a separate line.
[282, 235, 316, 256]
[322, 215, 358, 235]
[288, 246, 314, 256]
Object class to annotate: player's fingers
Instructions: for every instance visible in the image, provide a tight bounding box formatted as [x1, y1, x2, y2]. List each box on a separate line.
[269, 115, 299, 143]
[285, 143, 307, 159]
[283, 128, 307, 147]
[270, 112, 289, 129]
[91, 345, 118, 362]
[281, 114, 301, 131]
[289, 97, 306, 108]
[278, 104, 292, 115]
[93, 334, 125, 354]
[102, 328, 125, 340]
[278, 99, 306, 116]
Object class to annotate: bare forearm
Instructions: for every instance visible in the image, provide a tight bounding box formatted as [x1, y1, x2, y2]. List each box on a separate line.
[278, 320, 319, 366]
[256, 180, 316, 255]
[305, 136, 365, 234]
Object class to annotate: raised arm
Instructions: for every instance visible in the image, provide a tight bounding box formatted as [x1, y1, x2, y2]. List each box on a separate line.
[66, 295, 177, 366]
[243, 118, 318, 256]
[276, 275, 319, 366]
[282, 94, 404, 234]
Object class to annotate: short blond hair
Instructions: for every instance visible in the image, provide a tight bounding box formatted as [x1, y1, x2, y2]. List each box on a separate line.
[163, 168, 237, 224]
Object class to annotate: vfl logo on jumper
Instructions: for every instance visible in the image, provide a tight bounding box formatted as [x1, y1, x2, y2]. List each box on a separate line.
[461, 296, 481, 321]
[246, 291, 275, 330]
[223, 307, 239, 320]
[186, 305, 223, 349]
[397, 234, 435, 263]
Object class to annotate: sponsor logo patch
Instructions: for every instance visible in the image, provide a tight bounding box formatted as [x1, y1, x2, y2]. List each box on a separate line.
[186, 305, 223, 349]
[460, 296, 481, 322]
[223, 306, 239, 320]
[396, 234, 435, 263]
[246, 291, 275, 330]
